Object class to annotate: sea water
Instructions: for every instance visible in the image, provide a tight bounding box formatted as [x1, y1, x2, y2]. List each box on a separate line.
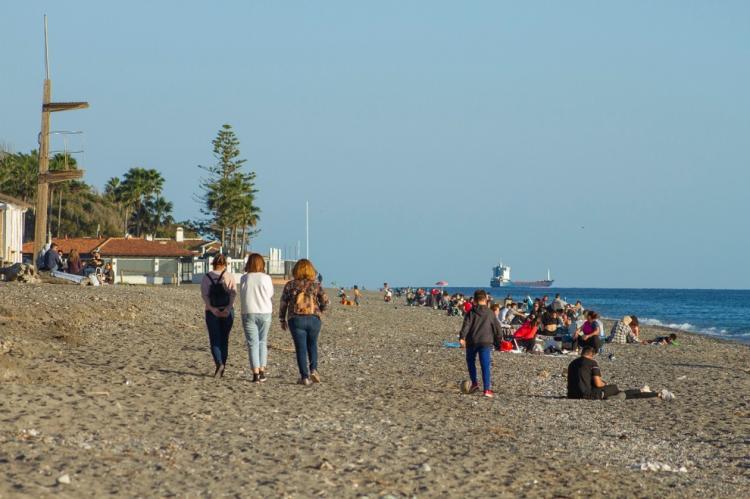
[439, 287, 750, 344]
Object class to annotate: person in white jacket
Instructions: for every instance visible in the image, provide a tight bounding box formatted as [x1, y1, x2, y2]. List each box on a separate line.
[240, 253, 274, 383]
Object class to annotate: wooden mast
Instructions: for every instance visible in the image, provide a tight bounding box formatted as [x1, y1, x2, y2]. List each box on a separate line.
[32, 15, 88, 260]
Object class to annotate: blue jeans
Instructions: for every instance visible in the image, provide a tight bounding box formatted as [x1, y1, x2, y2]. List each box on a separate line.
[466, 345, 493, 391]
[205, 310, 233, 367]
[288, 315, 322, 379]
[242, 313, 272, 371]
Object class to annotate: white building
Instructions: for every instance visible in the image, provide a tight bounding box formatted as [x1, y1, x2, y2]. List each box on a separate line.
[0, 193, 31, 264]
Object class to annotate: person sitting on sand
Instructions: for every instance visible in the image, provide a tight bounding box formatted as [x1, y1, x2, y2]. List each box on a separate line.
[41, 242, 63, 272]
[490, 303, 501, 322]
[508, 303, 527, 325]
[85, 251, 104, 276]
[102, 262, 115, 285]
[279, 259, 330, 386]
[66, 248, 83, 275]
[629, 316, 642, 341]
[240, 253, 274, 384]
[459, 289, 503, 398]
[201, 254, 237, 378]
[573, 300, 584, 319]
[577, 311, 602, 352]
[567, 346, 674, 401]
[557, 311, 578, 350]
[606, 316, 640, 344]
[513, 315, 540, 352]
[551, 293, 565, 312]
[463, 298, 473, 316]
[539, 309, 561, 337]
[646, 333, 678, 345]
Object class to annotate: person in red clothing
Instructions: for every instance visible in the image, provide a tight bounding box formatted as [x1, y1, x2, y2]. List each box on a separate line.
[513, 315, 540, 352]
[463, 298, 474, 315]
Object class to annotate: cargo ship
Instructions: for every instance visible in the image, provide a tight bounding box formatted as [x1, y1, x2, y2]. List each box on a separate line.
[490, 262, 553, 288]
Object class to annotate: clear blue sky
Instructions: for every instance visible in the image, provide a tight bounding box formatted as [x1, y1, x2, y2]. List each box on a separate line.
[2, 1, 748, 289]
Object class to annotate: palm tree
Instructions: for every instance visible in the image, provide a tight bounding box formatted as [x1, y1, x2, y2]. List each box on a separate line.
[120, 167, 165, 236]
[146, 196, 174, 236]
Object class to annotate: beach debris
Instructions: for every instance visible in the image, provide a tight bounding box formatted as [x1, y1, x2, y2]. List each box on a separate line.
[420, 463, 432, 473]
[632, 462, 687, 473]
[0, 263, 40, 283]
[17, 429, 40, 441]
[0, 338, 13, 355]
[57, 474, 72, 485]
[660, 389, 676, 401]
[317, 460, 334, 471]
[537, 369, 550, 380]
[677, 375, 687, 380]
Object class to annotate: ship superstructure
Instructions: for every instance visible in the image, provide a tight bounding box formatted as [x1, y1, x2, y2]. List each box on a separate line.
[490, 262, 554, 288]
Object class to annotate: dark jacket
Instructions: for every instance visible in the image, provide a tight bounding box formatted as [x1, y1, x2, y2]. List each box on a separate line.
[459, 305, 502, 348]
[43, 249, 63, 272]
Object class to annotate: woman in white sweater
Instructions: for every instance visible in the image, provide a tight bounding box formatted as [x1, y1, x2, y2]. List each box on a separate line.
[240, 253, 274, 383]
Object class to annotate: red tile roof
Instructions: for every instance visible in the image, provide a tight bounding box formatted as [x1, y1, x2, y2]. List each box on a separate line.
[23, 236, 211, 257]
[98, 238, 195, 257]
[21, 237, 106, 256]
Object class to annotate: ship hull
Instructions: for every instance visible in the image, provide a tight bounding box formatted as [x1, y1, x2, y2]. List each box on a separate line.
[490, 280, 554, 288]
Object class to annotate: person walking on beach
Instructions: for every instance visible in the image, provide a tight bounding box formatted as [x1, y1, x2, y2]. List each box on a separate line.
[567, 346, 674, 401]
[459, 290, 503, 398]
[240, 253, 274, 383]
[279, 259, 330, 386]
[201, 254, 237, 377]
[353, 285, 361, 306]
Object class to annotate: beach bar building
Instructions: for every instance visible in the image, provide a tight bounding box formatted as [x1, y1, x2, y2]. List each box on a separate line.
[23, 228, 295, 284]
[0, 193, 31, 264]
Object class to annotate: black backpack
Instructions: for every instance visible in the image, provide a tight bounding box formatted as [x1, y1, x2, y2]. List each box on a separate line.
[206, 270, 230, 308]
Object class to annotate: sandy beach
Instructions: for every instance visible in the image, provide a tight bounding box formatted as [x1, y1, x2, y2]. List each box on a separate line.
[0, 283, 748, 498]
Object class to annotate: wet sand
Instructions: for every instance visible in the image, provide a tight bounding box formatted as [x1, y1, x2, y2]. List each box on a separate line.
[0, 283, 748, 497]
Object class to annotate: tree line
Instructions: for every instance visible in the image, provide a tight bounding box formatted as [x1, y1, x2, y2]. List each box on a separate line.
[0, 124, 260, 257]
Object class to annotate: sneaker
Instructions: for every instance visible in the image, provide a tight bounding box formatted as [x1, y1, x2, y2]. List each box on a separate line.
[251, 372, 260, 384]
[310, 370, 321, 383]
[469, 383, 480, 394]
[660, 389, 675, 401]
[483, 390, 494, 398]
[258, 371, 268, 383]
[298, 378, 312, 386]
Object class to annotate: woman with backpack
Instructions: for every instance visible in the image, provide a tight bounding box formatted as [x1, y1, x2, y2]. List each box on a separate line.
[240, 253, 274, 383]
[279, 259, 330, 385]
[201, 254, 237, 377]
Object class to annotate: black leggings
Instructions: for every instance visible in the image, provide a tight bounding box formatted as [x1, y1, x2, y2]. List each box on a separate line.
[592, 385, 659, 400]
[577, 335, 601, 352]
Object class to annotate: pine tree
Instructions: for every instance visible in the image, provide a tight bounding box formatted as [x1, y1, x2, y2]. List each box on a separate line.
[198, 124, 260, 257]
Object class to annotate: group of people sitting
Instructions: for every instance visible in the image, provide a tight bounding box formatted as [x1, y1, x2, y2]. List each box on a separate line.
[491, 293, 678, 354]
[457, 289, 677, 401]
[37, 243, 115, 284]
[398, 287, 484, 316]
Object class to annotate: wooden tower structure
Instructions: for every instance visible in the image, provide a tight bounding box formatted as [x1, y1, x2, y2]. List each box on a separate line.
[32, 15, 89, 259]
